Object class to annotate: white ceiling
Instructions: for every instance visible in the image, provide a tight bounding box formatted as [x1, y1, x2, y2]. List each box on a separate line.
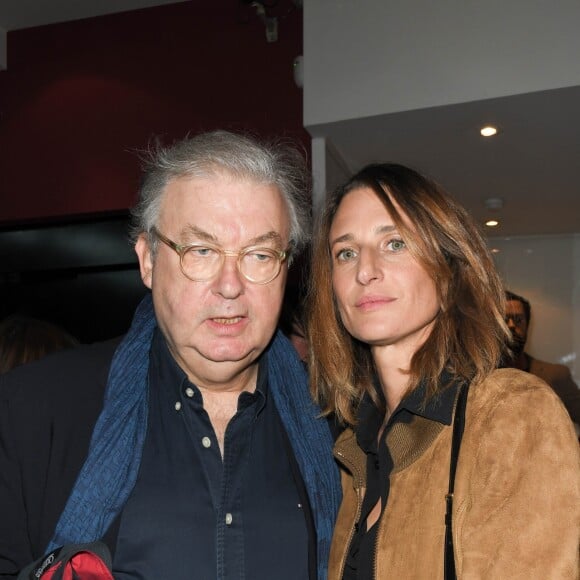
[310, 84, 580, 237]
[1, 0, 579, 238]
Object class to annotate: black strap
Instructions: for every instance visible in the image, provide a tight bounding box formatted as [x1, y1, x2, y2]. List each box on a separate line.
[17, 541, 112, 579]
[444, 383, 469, 580]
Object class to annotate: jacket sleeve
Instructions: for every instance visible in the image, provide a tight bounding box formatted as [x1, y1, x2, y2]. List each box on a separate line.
[0, 383, 34, 578]
[0, 342, 115, 579]
[455, 375, 580, 579]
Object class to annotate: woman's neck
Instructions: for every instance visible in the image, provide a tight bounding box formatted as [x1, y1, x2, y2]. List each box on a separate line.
[371, 345, 413, 414]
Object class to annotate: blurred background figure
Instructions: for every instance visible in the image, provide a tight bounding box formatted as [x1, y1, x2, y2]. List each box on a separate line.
[279, 290, 308, 363]
[0, 314, 79, 374]
[504, 290, 580, 426]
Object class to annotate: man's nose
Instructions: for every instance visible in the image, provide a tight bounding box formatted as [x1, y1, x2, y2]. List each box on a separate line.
[212, 255, 245, 299]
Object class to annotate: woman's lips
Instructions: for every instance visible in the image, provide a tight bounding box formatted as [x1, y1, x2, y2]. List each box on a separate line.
[355, 295, 395, 309]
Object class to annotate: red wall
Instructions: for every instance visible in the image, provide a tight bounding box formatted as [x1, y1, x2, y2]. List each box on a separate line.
[0, 0, 306, 224]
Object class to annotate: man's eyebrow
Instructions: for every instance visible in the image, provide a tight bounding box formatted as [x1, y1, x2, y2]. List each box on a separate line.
[180, 226, 217, 243]
[330, 224, 398, 247]
[249, 231, 284, 246]
[180, 227, 283, 247]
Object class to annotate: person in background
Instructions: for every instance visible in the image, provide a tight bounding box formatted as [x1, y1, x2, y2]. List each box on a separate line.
[503, 289, 580, 426]
[0, 130, 340, 580]
[279, 289, 309, 363]
[0, 314, 78, 374]
[307, 162, 580, 579]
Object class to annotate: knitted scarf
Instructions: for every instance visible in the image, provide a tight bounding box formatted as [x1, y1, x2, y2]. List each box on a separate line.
[48, 294, 341, 579]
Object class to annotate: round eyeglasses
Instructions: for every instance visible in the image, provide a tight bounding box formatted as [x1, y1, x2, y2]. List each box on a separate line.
[151, 228, 290, 285]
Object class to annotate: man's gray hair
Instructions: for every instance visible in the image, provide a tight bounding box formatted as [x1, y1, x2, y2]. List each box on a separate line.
[129, 130, 312, 257]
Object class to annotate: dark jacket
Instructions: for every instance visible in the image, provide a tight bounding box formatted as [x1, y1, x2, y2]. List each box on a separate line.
[528, 354, 580, 425]
[0, 340, 120, 578]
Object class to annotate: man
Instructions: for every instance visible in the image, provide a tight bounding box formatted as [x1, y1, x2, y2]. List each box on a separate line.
[504, 290, 580, 425]
[0, 131, 340, 579]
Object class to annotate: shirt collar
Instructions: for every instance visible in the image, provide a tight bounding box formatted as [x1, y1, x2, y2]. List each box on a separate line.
[399, 370, 460, 426]
[150, 328, 267, 412]
[355, 370, 462, 452]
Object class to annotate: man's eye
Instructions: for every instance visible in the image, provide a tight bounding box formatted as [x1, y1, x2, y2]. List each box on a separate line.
[190, 246, 216, 258]
[247, 250, 274, 262]
[336, 248, 357, 262]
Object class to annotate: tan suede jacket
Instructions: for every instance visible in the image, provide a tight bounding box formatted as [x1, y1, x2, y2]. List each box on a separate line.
[328, 369, 580, 579]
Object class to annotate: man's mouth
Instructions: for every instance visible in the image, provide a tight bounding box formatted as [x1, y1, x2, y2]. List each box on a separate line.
[212, 317, 243, 325]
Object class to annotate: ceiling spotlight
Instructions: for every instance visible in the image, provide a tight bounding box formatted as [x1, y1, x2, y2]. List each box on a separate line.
[480, 126, 498, 137]
[484, 197, 503, 210]
[485, 219, 499, 227]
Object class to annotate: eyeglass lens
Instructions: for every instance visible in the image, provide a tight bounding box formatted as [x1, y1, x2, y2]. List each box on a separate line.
[181, 246, 281, 283]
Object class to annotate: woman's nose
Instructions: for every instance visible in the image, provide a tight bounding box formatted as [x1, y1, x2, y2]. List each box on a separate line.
[356, 248, 383, 285]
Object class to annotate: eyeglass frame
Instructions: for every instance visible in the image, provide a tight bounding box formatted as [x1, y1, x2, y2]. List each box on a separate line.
[150, 227, 291, 285]
[505, 314, 526, 326]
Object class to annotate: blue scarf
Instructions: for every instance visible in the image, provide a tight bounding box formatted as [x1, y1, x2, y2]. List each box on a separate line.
[48, 294, 340, 579]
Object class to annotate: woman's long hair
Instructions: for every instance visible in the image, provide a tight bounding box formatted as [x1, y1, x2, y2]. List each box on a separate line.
[306, 163, 510, 425]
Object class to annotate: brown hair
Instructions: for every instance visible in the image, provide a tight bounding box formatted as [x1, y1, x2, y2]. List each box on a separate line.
[0, 315, 79, 374]
[306, 163, 510, 425]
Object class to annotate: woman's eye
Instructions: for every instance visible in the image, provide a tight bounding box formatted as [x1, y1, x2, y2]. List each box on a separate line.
[336, 248, 357, 262]
[385, 238, 406, 252]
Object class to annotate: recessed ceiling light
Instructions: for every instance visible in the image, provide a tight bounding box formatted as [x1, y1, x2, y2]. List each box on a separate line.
[491, 248, 500, 254]
[484, 197, 503, 210]
[480, 126, 498, 137]
[485, 219, 499, 227]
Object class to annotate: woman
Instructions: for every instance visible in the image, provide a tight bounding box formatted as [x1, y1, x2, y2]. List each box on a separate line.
[307, 163, 580, 579]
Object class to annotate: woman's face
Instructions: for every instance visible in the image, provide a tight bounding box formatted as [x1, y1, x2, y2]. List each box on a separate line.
[329, 186, 440, 354]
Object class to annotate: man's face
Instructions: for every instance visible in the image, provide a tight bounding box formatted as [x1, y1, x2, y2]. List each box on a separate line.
[135, 173, 290, 388]
[505, 299, 528, 354]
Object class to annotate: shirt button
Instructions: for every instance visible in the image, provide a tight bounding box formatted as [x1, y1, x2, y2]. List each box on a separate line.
[185, 387, 194, 398]
[225, 513, 233, 525]
[202, 436, 211, 448]
[175, 402, 182, 411]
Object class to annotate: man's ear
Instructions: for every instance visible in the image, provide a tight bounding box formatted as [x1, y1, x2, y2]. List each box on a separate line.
[135, 234, 153, 289]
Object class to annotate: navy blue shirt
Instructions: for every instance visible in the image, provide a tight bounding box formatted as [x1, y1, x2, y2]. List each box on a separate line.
[113, 330, 310, 579]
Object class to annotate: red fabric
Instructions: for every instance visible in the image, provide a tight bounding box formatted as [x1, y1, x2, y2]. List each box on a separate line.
[41, 552, 113, 580]
[39, 561, 62, 580]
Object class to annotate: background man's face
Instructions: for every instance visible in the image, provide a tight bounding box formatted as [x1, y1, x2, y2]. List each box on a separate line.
[505, 299, 528, 354]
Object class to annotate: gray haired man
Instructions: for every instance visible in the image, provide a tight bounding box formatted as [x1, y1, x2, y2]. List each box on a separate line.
[0, 131, 340, 580]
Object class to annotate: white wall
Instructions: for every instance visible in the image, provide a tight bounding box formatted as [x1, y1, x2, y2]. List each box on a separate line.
[304, 0, 580, 126]
[490, 234, 580, 382]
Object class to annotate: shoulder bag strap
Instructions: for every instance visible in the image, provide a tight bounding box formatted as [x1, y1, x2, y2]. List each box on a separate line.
[444, 383, 469, 580]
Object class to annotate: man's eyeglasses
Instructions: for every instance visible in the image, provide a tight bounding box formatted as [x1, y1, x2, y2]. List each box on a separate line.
[151, 228, 290, 285]
[505, 314, 526, 326]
